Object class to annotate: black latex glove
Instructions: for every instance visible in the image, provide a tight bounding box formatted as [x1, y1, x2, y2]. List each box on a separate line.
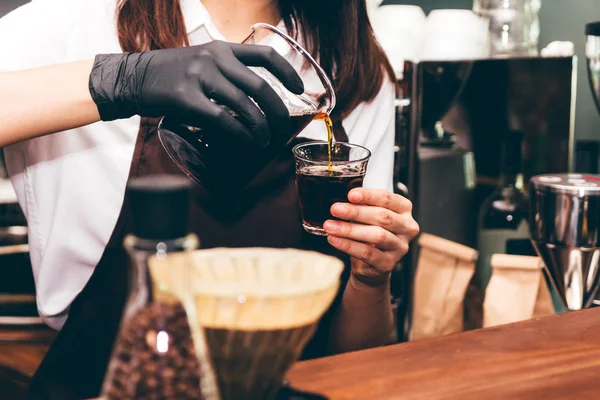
[89, 41, 304, 147]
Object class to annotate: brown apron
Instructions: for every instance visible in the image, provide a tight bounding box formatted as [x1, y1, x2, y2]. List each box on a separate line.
[28, 118, 350, 399]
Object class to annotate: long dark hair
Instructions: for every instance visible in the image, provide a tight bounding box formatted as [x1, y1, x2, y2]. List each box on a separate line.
[116, 0, 395, 119]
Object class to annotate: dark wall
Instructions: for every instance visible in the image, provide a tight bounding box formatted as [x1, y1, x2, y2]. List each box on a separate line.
[538, 0, 600, 141]
[0, 0, 27, 17]
[382, 0, 471, 12]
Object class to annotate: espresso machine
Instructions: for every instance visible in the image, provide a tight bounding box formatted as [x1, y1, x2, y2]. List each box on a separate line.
[393, 56, 577, 339]
[397, 57, 576, 245]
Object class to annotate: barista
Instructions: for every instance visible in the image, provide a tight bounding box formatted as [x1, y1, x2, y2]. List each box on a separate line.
[0, 1, 419, 399]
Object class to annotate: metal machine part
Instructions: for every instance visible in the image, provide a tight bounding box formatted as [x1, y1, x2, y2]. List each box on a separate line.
[529, 174, 600, 311]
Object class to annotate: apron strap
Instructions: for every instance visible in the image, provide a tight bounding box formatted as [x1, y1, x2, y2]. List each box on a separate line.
[106, 117, 161, 248]
[332, 119, 349, 142]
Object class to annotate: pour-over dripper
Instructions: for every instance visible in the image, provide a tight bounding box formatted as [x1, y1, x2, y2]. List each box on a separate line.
[529, 174, 600, 311]
[158, 23, 336, 192]
[586, 22, 600, 114]
[148, 248, 344, 400]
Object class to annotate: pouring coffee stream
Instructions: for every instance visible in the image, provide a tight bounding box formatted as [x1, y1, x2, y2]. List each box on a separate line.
[315, 113, 335, 174]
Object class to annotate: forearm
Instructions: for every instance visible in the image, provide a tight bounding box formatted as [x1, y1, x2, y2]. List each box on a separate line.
[329, 273, 394, 354]
[0, 60, 99, 147]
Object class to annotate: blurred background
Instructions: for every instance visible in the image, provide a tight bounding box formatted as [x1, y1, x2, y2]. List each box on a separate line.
[383, 0, 600, 142]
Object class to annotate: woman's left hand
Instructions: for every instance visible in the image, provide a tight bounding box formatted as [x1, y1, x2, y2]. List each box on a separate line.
[323, 188, 419, 286]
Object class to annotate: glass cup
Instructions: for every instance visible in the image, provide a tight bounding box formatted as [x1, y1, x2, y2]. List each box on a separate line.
[293, 141, 371, 236]
[158, 23, 336, 192]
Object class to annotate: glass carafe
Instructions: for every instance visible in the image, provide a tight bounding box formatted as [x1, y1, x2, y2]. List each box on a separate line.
[158, 23, 336, 192]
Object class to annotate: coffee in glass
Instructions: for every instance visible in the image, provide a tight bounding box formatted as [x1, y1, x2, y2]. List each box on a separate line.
[293, 142, 371, 236]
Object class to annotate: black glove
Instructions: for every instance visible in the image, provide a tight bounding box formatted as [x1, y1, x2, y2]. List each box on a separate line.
[89, 41, 304, 147]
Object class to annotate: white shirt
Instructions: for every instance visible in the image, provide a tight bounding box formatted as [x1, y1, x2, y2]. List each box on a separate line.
[0, 0, 396, 330]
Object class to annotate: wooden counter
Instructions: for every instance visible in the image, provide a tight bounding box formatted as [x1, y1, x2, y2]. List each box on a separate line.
[288, 308, 600, 399]
[0, 326, 55, 399]
[2, 309, 600, 399]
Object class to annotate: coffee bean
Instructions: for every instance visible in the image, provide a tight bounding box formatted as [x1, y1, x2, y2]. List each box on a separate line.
[102, 302, 205, 399]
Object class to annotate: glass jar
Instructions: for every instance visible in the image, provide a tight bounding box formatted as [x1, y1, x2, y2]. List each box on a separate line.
[473, 0, 541, 56]
[101, 175, 217, 400]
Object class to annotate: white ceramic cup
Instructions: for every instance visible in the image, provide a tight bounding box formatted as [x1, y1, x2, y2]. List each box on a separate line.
[420, 9, 490, 60]
[370, 5, 427, 70]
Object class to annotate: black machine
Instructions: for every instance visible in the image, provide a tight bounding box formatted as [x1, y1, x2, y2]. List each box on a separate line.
[392, 56, 577, 341]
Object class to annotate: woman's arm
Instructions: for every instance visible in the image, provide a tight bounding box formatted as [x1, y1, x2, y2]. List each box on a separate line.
[330, 272, 394, 353]
[326, 189, 417, 353]
[0, 42, 304, 149]
[0, 60, 99, 147]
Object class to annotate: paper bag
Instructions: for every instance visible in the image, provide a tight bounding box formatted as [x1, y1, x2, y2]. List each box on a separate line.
[483, 254, 554, 328]
[411, 233, 478, 340]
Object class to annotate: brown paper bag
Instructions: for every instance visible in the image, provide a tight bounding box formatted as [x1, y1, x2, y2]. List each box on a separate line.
[483, 254, 554, 328]
[411, 233, 478, 340]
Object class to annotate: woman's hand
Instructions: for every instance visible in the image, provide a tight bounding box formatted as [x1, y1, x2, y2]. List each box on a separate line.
[89, 41, 304, 147]
[323, 188, 419, 286]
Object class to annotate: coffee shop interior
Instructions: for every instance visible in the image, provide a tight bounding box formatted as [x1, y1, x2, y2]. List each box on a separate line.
[2, 0, 600, 399]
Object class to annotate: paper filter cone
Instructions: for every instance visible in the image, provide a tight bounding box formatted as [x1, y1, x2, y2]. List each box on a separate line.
[149, 248, 344, 400]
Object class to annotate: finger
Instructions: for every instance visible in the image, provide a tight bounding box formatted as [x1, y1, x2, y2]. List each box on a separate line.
[330, 203, 418, 236]
[327, 235, 395, 270]
[347, 189, 413, 214]
[177, 94, 253, 144]
[202, 74, 269, 147]
[323, 220, 399, 251]
[217, 56, 292, 142]
[230, 43, 304, 94]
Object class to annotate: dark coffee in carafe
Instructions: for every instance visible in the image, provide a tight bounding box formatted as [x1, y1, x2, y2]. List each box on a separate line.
[159, 109, 319, 192]
[158, 23, 336, 192]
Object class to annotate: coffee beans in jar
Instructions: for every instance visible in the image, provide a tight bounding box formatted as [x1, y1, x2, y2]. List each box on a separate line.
[102, 302, 205, 400]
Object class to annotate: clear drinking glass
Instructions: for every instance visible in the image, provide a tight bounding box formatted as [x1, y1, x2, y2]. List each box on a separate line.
[158, 23, 336, 192]
[293, 141, 371, 236]
[473, 0, 541, 56]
